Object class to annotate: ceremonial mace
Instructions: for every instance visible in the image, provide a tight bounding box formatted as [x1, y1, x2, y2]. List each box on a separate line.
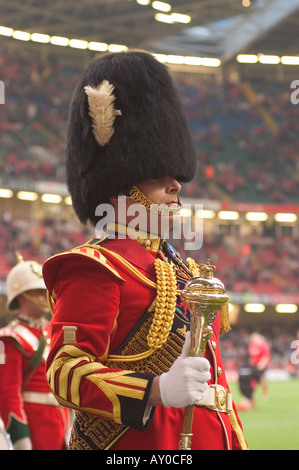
[178, 260, 229, 450]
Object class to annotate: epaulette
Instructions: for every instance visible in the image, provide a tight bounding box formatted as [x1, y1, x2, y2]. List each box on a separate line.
[0, 321, 40, 355]
[44, 243, 125, 281]
[43, 235, 123, 290]
[43, 237, 127, 316]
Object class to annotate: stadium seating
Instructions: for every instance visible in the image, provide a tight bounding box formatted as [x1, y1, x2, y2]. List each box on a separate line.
[1, 54, 298, 299]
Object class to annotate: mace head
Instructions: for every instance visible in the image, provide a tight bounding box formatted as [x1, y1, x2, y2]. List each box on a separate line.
[181, 259, 228, 309]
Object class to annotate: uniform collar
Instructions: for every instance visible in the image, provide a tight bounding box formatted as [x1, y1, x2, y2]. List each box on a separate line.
[106, 222, 162, 253]
[18, 316, 47, 329]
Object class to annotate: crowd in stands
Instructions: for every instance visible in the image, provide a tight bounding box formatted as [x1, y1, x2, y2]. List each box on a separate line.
[178, 76, 299, 204]
[173, 230, 299, 295]
[1, 53, 298, 276]
[0, 212, 92, 278]
[1, 54, 299, 203]
[0, 54, 75, 184]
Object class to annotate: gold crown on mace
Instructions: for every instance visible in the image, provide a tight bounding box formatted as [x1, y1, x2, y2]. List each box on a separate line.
[198, 259, 216, 279]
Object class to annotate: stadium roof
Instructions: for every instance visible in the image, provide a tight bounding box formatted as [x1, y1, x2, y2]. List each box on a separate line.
[1, 0, 299, 64]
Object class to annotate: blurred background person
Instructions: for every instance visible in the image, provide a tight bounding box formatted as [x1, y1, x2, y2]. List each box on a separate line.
[0, 252, 70, 450]
[237, 332, 271, 411]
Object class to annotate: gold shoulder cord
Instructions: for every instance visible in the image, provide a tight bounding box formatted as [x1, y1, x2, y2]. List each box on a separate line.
[106, 255, 178, 362]
[147, 259, 177, 350]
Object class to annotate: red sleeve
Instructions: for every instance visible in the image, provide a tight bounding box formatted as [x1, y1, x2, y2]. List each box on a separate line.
[45, 256, 155, 430]
[48, 255, 122, 361]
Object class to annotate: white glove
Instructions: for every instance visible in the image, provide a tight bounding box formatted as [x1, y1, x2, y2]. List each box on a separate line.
[159, 332, 211, 408]
[13, 437, 33, 450]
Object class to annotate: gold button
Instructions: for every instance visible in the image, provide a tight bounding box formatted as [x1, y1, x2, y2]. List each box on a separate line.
[217, 366, 222, 377]
[211, 341, 217, 351]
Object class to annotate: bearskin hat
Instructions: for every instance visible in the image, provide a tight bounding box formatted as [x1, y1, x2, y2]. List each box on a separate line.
[66, 49, 196, 226]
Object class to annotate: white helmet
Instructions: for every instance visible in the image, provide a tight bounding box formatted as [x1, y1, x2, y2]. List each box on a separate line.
[6, 252, 46, 313]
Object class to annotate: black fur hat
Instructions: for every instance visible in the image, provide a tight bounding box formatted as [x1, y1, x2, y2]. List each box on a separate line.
[66, 50, 196, 226]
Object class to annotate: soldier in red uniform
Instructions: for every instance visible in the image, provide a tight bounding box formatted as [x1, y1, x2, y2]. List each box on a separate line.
[0, 253, 69, 450]
[43, 50, 247, 450]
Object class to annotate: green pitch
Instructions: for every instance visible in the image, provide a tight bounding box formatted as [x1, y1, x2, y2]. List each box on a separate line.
[229, 379, 299, 450]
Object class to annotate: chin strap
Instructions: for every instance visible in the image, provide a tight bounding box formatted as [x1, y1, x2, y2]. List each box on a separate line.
[128, 186, 181, 216]
[21, 292, 48, 308]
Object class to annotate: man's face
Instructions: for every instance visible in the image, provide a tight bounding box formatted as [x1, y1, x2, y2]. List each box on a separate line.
[18, 289, 49, 320]
[110, 177, 182, 236]
[131, 177, 182, 235]
[137, 177, 181, 207]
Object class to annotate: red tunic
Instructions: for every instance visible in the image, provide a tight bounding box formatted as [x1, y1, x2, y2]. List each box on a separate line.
[43, 236, 247, 450]
[0, 319, 70, 450]
[248, 341, 271, 367]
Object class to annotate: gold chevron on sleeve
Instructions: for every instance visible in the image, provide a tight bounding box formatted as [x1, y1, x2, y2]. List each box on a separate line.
[47, 344, 150, 423]
[58, 356, 86, 401]
[86, 372, 148, 424]
[46, 345, 97, 399]
[61, 359, 104, 405]
[86, 372, 148, 398]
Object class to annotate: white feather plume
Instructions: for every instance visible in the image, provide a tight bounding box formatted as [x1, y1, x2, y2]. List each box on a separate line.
[84, 80, 122, 147]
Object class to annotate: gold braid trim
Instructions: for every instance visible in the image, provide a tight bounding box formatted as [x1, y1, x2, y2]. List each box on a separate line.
[71, 328, 185, 450]
[186, 257, 201, 277]
[47, 290, 55, 316]
[91, 245, 157, 290]
[186, 257, 231, 335]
